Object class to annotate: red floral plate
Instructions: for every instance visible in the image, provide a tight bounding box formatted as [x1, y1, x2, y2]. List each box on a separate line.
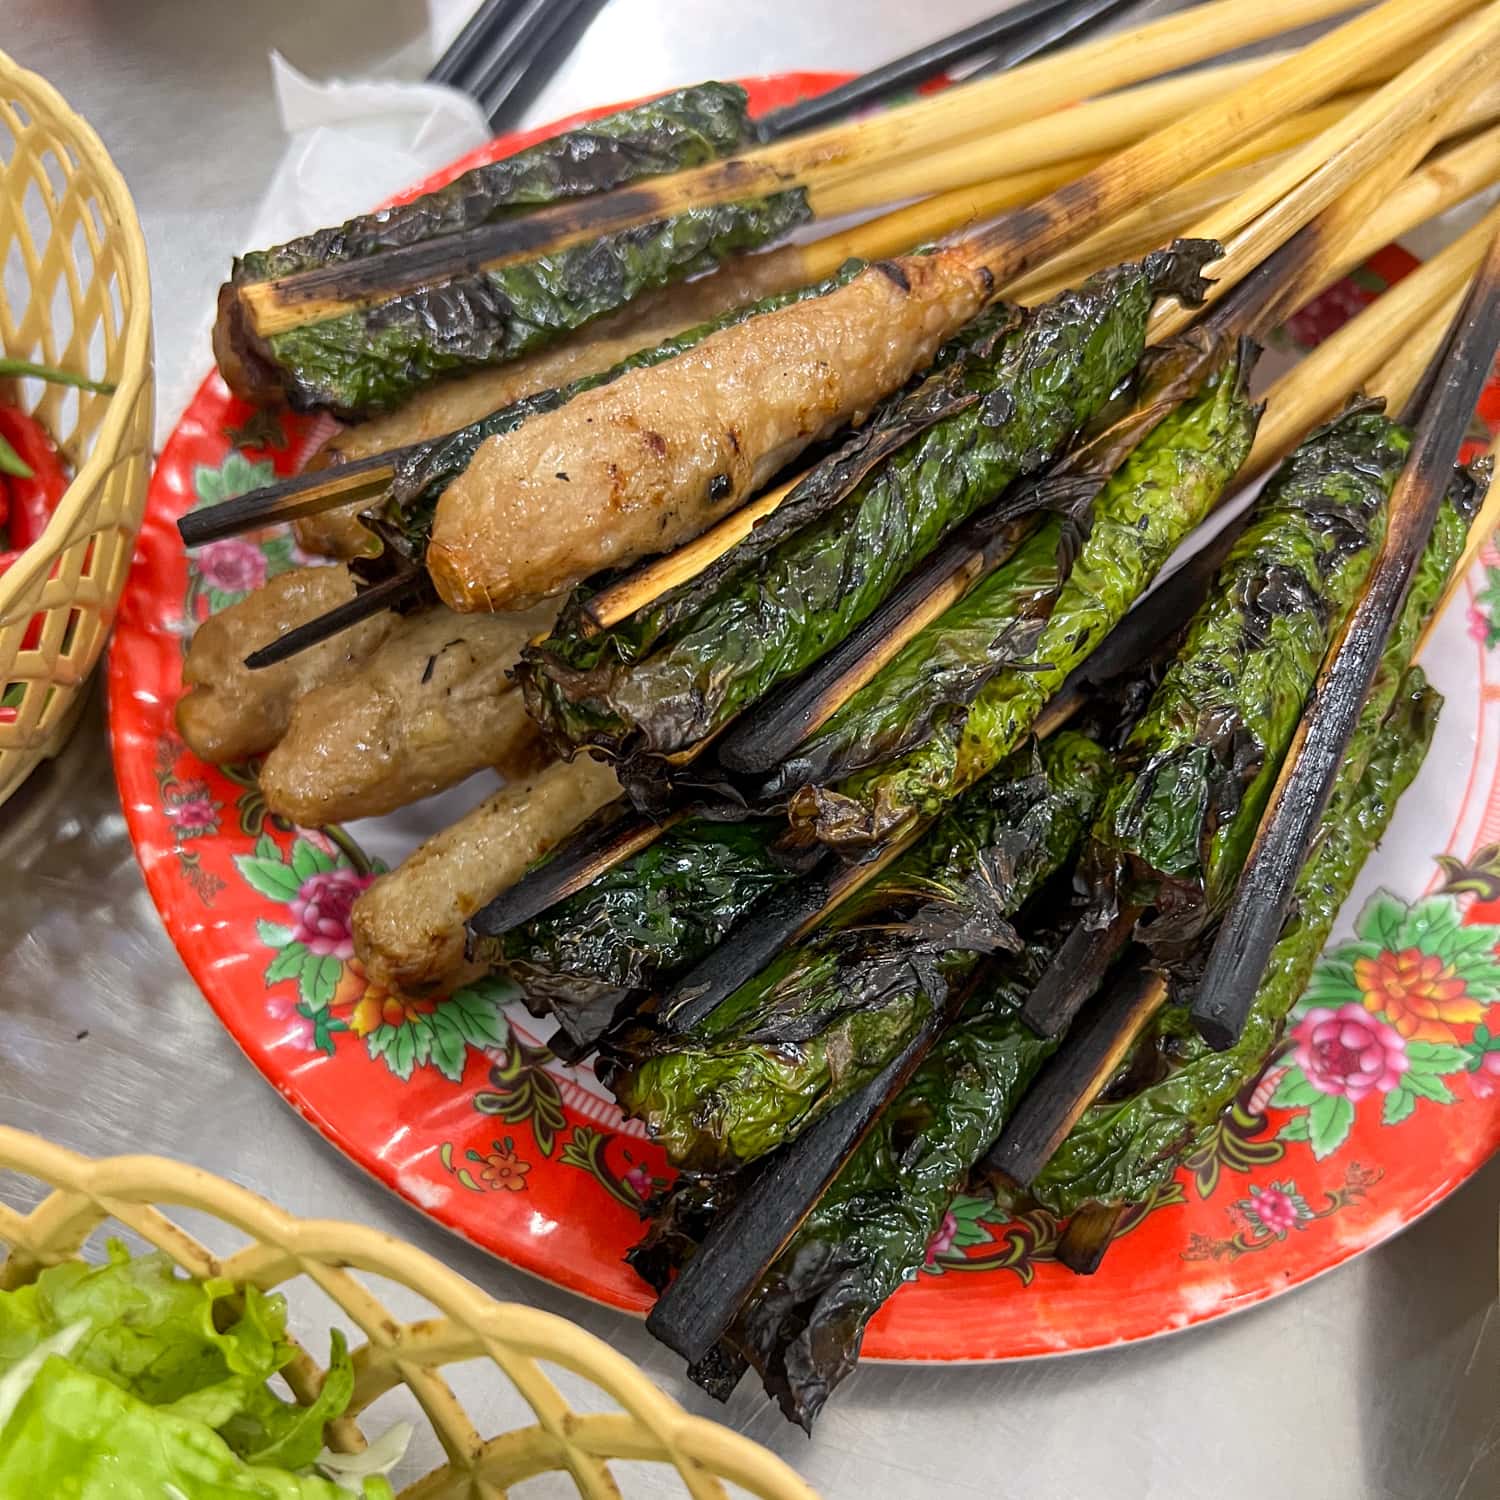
[108, 75, 1500, 1362]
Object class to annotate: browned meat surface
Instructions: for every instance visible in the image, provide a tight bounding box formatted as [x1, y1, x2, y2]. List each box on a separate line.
[258, 601, 556, 826]
[176, 565, 397, 763]
[352, 753, 621, 995]
[427, 252, 992, 611]
[294, 247, 808, 559]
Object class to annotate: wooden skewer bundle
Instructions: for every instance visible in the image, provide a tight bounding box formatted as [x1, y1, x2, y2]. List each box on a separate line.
[234, 0, 1393, 336]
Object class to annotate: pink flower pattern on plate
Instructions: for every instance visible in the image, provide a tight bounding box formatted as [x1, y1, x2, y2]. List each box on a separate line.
[1468, 1052, 1500, 1099]
[194, 537, 268, 596]
[1291, 1002, 1409, 1101]
[924, 1209, 959, 1265]
[289, 867, 375, 960]
[1468, 605, 1490, 644]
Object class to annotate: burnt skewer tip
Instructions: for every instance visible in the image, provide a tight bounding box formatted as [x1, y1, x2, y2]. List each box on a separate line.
[985, 965, 1167, 1189]
[242, 568, 428, 670]
[177, 452, 397, 547]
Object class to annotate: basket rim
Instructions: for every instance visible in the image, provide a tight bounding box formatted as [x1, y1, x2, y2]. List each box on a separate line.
[0, 1124, 821, 1499]
[0, 47, 153, 609]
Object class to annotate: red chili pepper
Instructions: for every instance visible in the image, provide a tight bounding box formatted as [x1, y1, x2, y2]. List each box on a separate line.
[0, 404, 67, 548]
[0, 404, 71, 663]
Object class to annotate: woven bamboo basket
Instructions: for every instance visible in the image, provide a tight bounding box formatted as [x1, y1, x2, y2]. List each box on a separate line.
[0, 51, 153, 807]
[0, 1127, 818, 1498]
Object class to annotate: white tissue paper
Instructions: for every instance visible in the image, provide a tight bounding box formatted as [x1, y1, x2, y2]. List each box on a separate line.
[245, 50, 492, 254]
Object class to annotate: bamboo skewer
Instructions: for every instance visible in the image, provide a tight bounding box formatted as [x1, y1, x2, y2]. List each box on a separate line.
[985, 967, 1169, 1188]
[645, 988, 961, 1366]
[1146, 4, 1500, 342]
[1020, 907, 1142, 1039]
[466, 806, 688, 943]
[714, 511, 1038, 773]
[1056, 1202, 1129, 1275]
[1192, 232, 1500, 1050]
[1245, 201, 1500, 479]
[656, 831, 924, 1035]
[241, 569, 431, 671]
[1015, 98, 1500, 305]
[236, 0, 1419, 334]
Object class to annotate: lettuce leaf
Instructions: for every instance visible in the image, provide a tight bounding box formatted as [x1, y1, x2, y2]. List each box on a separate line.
[0, 1353, 383, 1498]
[0, 1240, 353, 1470]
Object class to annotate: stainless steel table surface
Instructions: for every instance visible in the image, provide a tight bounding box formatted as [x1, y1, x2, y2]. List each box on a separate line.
[2, 3, 1496, 1496]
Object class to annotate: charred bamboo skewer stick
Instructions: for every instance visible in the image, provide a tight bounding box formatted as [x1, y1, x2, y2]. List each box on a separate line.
[645, 976, 968, 1364]
[1146, 6, 1500, 342]
[242, 569, 431, 671]
[1192, 232, 1500, 1050]
[985, 966, 1169, 1188]
[236, 0, 1380, 334]
[1056, 1201, 1129, 1275]
[465, 805, 690, 942]
[756, 0, 1141, 140]
[713, 510, 1038, 773]
[656, 829, 924, 1034]
[1019, 906, 1143, 1038]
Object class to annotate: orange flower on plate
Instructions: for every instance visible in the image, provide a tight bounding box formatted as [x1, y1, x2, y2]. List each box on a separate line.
[329, 960, 437, 1037]
[479, 1146, 531, 1192]
[1354, 946, 1485, 1043]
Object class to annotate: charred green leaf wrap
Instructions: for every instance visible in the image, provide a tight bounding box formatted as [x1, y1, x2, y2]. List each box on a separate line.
[723, 932, 1063, 1429]
[363, 262, 867, 566]
[782, 339, 1260, 842]
[520, 244, 1220, 762]
[1028, 467, 1481, 1214]
[608, 733, 1109, 1172]
[262, 193, 811, 415]
[235, 84, 759, 282]
[1032, 669, 1439, 1216]
[1082, 401, 1404, 950]
[491, 820, 795, 1052]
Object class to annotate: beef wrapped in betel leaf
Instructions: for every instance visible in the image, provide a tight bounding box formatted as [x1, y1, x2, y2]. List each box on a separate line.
[1028, 464, 1482, 1214]
[519, 245, 1219, 764]
[693, 928, 1064, 1429]
[236, 84, 761, 282]
[605, 733, 1109, 1173]
[1080, 399, 1407, 953]
[217, 83, 811, 415]
[483, 817, 797, 1054]
[778, 336, 1262, 843]
[1032, 668, 1440, 1217]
